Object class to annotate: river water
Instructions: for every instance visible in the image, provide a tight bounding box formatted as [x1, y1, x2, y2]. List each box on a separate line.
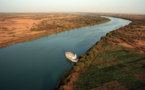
[0, 17, 131, 90]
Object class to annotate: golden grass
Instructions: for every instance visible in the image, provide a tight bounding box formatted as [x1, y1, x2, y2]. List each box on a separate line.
[0, 13, 110, 48]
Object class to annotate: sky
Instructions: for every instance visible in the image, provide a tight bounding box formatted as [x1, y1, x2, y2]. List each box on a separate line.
[0, 0, 145, 14]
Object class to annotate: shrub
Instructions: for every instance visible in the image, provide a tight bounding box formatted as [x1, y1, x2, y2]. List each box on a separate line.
[74, 66, 80, 72]
[77, 62, 85, 69]
[85, 60, 92, 67]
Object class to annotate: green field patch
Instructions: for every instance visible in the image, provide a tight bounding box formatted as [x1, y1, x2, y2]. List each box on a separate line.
[75, 45, 145, 90]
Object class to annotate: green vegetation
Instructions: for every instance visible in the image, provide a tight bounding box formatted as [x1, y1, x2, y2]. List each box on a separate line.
[56, 15, 145, 90]
[75, 44, 145, 90]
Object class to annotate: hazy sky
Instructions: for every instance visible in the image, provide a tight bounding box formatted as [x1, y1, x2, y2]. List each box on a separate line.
[0, 0, 145, 14]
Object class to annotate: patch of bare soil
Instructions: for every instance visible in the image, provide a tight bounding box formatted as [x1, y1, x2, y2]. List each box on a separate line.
[113, 24, 145, 53]
[119, 42, 134, 49]
[0, 13, 110, 48]
[0, 13, 78, 48]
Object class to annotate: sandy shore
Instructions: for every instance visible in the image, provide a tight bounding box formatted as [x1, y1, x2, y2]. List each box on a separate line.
[0, 13, 110, 48]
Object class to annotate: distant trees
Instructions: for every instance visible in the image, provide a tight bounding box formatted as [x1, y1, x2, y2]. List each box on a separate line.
[30, 16, 110, 32]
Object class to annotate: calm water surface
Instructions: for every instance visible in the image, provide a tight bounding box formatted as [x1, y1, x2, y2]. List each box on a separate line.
[0, 17, 131, 90]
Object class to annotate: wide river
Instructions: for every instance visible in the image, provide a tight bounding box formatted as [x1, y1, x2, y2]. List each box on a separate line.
[0, 17, 131, 90]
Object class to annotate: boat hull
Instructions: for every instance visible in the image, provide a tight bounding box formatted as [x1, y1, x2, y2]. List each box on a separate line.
[65, 52, 78, 63]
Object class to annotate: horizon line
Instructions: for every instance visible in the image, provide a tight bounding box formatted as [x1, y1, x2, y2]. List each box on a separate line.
[0, 11, 145, 15]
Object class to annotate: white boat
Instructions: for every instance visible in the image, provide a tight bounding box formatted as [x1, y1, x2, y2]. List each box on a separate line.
[65, 52, 78, 62]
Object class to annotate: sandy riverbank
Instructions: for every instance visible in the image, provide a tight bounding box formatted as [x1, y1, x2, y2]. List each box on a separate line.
[0, 13, 110, 48]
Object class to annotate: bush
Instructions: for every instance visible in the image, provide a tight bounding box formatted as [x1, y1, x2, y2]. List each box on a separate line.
[85, 60, 92, 67]
[77, 62, 85, 68]
[74, 66, 80, 72]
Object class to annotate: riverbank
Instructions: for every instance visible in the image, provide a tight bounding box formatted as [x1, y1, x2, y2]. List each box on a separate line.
[0, 13, 110, 48]
[56, 14, 145, 90]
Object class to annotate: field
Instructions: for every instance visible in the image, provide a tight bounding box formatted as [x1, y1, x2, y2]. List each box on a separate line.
[56, 14, 145, 90]
[0, 13, 110, 48]
[1, 13, 145, 90]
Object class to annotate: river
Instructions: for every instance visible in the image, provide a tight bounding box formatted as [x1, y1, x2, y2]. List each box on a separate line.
[0, 17, 131, 90]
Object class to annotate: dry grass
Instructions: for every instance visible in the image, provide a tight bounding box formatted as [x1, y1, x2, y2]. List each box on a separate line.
[56, 14, 145, 90]
[0, 13, 110, 48]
